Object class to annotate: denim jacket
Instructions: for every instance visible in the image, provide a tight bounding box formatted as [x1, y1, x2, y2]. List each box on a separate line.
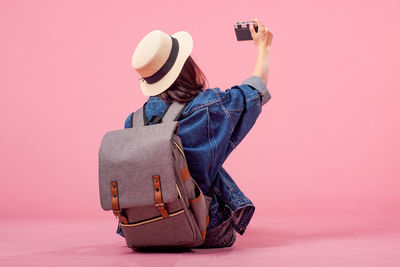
[117, 75, 271, 237]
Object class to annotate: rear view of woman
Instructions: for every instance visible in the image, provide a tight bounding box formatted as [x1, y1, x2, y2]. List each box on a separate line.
[119, 18, 273, 248]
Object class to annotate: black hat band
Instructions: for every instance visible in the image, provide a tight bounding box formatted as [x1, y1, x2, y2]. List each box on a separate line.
[141, 36, 179, 84]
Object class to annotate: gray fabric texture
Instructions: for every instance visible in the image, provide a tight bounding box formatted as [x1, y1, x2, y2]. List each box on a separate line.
[121, 210, 195, 248]
[131, 100, 186, 127]
[98, 100, 209, 248]
[188, 180, 207, 233]
[98, 121, 179, 210]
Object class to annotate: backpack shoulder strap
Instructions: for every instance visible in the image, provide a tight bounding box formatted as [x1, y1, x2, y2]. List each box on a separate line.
[131, 100, 190, 127]
[162, 100, 189, 123]
[130, 105, 144, 128]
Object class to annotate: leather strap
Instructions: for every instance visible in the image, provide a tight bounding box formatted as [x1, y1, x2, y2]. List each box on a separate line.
[202, 214, 210, 240]
[152, 175, 168, 218]
[110, 181, 128, 224]
[180, 165, 190, 182]
[201, 229, 207, 240]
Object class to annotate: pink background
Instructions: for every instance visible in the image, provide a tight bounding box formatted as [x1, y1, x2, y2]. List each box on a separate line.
[1, 0, 400, 265]
[1, 0, 399, 219]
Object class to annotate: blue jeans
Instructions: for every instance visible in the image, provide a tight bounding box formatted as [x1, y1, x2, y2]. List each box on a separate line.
[196, 217, 236, 248]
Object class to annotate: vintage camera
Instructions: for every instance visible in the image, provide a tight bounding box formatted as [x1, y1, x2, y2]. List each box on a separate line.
[234, 21, 258, 41]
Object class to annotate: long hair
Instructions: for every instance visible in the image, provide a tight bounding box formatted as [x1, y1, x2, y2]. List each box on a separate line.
[156, 55, 209, 103]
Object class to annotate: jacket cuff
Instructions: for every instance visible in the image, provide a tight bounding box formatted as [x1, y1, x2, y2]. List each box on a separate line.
[241, 75, 271, 105]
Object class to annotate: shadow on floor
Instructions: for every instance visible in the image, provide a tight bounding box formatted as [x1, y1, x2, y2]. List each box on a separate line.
[234, 224, 396, 249]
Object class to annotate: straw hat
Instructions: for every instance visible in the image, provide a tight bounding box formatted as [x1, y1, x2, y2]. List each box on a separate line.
[131, 30, 193, 96]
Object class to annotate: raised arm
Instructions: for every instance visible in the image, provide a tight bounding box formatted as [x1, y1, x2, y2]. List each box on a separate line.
[249, 18, 273, 86]
[216, 18, 273, 155]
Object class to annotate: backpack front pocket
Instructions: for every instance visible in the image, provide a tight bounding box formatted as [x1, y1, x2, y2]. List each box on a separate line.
[120, 202, 196, 248]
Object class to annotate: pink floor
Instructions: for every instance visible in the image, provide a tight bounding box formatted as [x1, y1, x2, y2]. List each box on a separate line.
[1, 212, 400, 266]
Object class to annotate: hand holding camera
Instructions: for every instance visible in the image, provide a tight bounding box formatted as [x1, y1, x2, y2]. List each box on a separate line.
[249, 18, 273, 52]
[234, 18, 273, 85]
[234, 18, 273, 51]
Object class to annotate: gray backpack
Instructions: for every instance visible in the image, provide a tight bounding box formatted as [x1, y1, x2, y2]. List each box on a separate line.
[98, 100, 211, 248]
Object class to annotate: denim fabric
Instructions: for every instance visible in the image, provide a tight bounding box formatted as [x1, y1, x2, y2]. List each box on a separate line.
[196, 214, 236, 248]
[116, 75, 271, 245]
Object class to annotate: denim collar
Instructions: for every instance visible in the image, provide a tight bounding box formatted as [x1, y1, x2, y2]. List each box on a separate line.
[148, 95, 163, 103]
[148, 95, 157, 101]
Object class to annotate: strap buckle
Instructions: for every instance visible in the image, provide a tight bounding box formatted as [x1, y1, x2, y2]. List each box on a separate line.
[155, 202, 166, 210]
[155, 203, 168, 218]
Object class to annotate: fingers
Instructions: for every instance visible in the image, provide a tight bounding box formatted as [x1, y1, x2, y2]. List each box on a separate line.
[253, 18, 263, 29]
[266, 31, 273, 46]
[249, 23, 256, 36]
[251, 18, 273, 49]
[253, 18, 273, 39]
[250, 18, 269, 39]
[253, 18, 267, 33]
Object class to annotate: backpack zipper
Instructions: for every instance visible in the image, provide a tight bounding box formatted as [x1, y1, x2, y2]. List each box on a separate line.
[120, 185, 183, 227]
[173, 140, 186, 160]
[120, 209, 185, 227]
[176, 183, 182, 199]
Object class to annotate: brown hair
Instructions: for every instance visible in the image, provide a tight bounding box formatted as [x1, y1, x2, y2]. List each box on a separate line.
[156, 55, 209, 103]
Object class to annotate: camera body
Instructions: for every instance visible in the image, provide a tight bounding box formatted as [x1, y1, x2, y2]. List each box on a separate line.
[234, 21, 258, 41]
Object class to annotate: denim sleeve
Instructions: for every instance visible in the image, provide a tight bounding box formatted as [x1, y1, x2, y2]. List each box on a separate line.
[219, 75, 271, 148]
[124, 112, 134, 128]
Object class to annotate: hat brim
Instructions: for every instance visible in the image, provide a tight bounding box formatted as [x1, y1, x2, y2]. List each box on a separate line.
[139, 31, 193, 96]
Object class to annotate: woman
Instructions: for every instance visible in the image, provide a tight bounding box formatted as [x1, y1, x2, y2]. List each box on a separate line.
[119, 18, 273, 248]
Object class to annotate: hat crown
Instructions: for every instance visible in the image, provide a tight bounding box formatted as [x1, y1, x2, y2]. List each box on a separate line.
[132, 30, 173, 78]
